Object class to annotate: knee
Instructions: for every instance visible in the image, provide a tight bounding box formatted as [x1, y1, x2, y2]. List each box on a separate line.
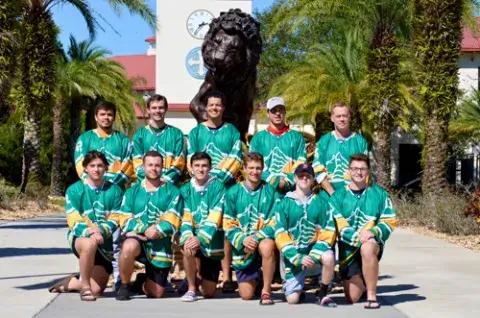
[259, 239, 275, 259]
[90, 285, 105, 296]
[239, 290, 254, 301]
[286, 292, 300, 304]
[345, 292, 362, 304]
[321, 251, 335, 268]
[120, 239, 139, 258]
[146, 288, 164, 299]
[360, 243, 378, 262]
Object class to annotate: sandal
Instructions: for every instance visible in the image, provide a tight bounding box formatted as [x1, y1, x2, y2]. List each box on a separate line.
[80, 287, 97, 301]
[48, 274, 77, 293]
[364, 299, 381, 309]
[259, 293, 275, 306]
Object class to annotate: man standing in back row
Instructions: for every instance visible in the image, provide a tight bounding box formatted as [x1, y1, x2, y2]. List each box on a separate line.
[132, 94, 185, 185]
[187, 91, 243, 292]
[313, 101, 368, 199]
[249, 97, 306, 195]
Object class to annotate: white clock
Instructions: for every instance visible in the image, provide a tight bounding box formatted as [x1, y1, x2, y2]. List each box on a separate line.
[186, 10, 214, 39]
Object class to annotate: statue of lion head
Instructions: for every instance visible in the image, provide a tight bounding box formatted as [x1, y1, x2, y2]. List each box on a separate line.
[202, 9, 262, 79]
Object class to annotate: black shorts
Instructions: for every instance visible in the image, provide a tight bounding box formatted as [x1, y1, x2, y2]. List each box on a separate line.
[121, 236, 171, 287]
[340, 246, 383, 281]
[71, 237, 113, 274]
[195, 251, 221, 283]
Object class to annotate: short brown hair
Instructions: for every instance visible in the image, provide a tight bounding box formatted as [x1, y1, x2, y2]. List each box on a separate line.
[244, 152, 264, 169]
[349, 153, 370, 169]
[146, 94, 168, 110]
[143, 150, 163, 163]
[329, 101, 352, 115]
[95, 101, 117, 117]
[82, 151, 109, 168]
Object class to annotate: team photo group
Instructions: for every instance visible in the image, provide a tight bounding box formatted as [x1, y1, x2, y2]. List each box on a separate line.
[47, 91, 397, 310]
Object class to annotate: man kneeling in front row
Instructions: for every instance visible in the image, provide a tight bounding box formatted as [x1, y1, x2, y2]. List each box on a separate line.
[112, 151, 183, 300]
[224, 152, 278, 305]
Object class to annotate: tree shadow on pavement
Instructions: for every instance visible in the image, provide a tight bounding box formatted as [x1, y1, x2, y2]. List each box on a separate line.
[380, 293, 427, 305]
[0, 272, 73, 280]
[0, 222, 66, 230]
[16, 276, 66, 290]
[377, 284, 418, 294]
[0, 247, 70, 258]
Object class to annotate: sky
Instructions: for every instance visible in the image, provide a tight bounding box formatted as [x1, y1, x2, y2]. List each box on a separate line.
[52, 0, 276, 56]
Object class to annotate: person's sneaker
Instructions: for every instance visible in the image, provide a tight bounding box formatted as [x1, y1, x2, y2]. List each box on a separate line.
[315, 291, 337, 308]
[180, 290, 197, 302]
[116, 284, 131, 301]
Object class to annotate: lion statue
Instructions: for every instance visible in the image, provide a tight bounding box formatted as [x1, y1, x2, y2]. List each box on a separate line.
[189, 9, 262, 142]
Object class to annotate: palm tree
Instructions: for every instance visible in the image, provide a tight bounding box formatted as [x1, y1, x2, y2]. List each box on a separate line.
[16, 0, 155, 193]
[413, 0, 476, 194]
[0, 0, 20, 124]
[50, 35, 143, 196]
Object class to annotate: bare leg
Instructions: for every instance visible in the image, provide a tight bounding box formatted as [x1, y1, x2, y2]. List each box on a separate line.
[200, 279, 217, 298]
[320, 250, 335, 286]
[119, 238, 141, 285]
[183, 248, 198, 292]
[221, 237, 232, 283]
[238, 280, 256, 300]
[67, 238, 97, 291]
[144, 278, 166, 298]
[361, 242, 380, 302]
[343, 275, 364, 303]
[258, 239, 275, 295]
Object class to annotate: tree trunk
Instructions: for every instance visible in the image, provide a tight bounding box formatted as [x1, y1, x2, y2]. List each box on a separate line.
[67, 101, 82, 184]
[421, 115, 448, 192]
[20, 108, 42, 193]
[50, 99, 65, 196]
[374, 121, 392, 190]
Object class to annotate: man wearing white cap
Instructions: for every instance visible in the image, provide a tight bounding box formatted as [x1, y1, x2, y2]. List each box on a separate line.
[249, 97, 306, 195]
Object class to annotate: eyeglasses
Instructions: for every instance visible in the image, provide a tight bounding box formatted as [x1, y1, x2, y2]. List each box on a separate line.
[349, 167, 369, 173]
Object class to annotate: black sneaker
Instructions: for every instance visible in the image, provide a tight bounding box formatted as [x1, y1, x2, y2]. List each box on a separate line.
[116, 284, 131, 301]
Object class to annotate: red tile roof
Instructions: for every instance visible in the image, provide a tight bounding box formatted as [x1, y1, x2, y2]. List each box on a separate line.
[109, 55, 155, 90]
[145, 36, 155, 43]
[462, 18, 480, 52]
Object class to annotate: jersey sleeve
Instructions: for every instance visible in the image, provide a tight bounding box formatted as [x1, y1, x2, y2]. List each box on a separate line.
[249, 134, 274, 185]
[132, 130, 145, 182]
[110, 189, 144, 234]
[274, 200, 303, 267]
[179, 186, 194, 246]
[156, 187, 183, 238]
[65, 185, 94, 238]
[313, 136, 328, 184]
[97, 186, 122, 238]
[330, 192, 361, 247]
[254, 188, 279, 241]
[110, 136, 134, 187]
[310, 200, 337, 264]
[197, 183, 226, 247]
[216, 128, 243, 184]
[186, 129, 198, 174]
[162, 130, 186, 184]
[285, 133, 307, 187]
[369, 192, 397, 244]
[74, 134, 88, 179]
[223, 188, 247, 250]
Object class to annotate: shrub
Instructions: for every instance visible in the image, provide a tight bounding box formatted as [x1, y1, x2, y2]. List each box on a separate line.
[395, 191, 479, 236]
[464, 189, 480, 224]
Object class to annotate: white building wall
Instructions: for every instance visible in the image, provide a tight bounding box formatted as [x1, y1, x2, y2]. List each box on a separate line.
[458, 53, 480, 99]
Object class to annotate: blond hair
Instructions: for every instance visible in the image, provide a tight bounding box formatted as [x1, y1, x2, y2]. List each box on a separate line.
[329, 101, 352, 115]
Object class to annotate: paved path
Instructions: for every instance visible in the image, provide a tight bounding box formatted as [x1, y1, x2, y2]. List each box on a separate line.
[1, 216, 479, 318]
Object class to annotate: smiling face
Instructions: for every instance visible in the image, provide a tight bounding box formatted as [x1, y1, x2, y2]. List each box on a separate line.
[192, 158, 211, 183]
[84, 158, 107, 183]
[206, 97, 224, 121]
[244, 159, 263, 184]
[294, 171, 314, 191]
[95, 109, 115, 130]
[349, 159, 369, 185]
[330, 106, 351, 132]
[143, 155, 163, 181]
[147, 100, 167, 123]
[268, 105, 286, 126]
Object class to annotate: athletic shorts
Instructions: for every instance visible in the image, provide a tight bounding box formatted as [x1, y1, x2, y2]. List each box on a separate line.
[71, 236, 113, 274]
[195, 251, 221, 283]
[234, 257, 261, 283]
[121, 236, 171, 287]
[340, 247, 383, 281]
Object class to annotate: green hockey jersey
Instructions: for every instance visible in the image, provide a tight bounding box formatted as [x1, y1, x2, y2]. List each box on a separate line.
[132, 125, 186, 184]
[274, 192, 337, 279]
[224, 181, 280, 270]
[74, 129, 134, 189]
[330, 184, 397, 271]
[187, 123, 242, 187]
[249, 128, 306, 191]
[312, 131, 368, 190]
[111, 181, 183, 269]
[65, 180, 123, 261]
[179, 177, 226, 260]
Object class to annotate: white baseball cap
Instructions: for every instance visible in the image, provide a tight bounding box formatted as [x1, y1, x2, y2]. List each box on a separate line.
[266, 97, 286, 110]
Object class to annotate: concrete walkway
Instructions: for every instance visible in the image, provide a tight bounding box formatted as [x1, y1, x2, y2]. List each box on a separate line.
[1, 216, 479, 318]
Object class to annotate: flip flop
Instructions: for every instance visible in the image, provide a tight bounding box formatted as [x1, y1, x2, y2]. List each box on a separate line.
[259, 293, 275, 306]
[364, 300, 381, 309]
[48, 273, 77, 293]
[80, 287, 96, 301]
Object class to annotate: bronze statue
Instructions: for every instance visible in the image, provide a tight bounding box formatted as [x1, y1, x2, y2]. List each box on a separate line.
[189, 9, 262, 142]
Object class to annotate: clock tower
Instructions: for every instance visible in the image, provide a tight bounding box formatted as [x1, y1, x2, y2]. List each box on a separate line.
[156, 0, 252, 133]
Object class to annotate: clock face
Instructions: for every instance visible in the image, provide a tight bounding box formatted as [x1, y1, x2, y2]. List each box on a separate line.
[187, 10, 214, 39]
